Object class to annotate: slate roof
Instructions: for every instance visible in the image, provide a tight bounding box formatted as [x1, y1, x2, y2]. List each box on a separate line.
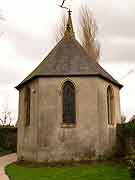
[16, 12, 122, 89]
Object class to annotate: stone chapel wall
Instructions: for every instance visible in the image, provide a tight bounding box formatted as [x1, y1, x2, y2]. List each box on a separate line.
[17, 79, 39, 161]
[37, 77, 99, 162]
[17, 76, 121, 162]
[97, 77, 121, 158]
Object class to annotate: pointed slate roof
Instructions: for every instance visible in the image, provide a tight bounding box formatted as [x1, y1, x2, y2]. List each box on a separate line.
[16, 11, 122, 89]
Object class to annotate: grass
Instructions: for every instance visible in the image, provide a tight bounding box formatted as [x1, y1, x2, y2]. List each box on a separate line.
[5, 163, 131, 180]
[0, 147, 12, 157]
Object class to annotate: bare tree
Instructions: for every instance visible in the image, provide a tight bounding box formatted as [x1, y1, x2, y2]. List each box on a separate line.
[55, 12, 67, 43]
[0, 111, 13, 126]
[78, 6, 100, 62]
[0, 9, 5, 21]
[55, 5, 100, 62]
[0, 9, 5, 37]
[129, 115, 135, 123]
[121, 114, 126, 124]
[0, 103, 14, 126]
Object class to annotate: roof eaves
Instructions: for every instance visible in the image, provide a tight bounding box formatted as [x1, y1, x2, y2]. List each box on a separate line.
[15, 73, 123, 90]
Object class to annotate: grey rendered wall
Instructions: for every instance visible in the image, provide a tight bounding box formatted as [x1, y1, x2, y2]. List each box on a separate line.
[97, 77, 121, 157]
[17, 79, 39, 162]
[17, 76, 121, 163]
[37, 77, 99, 162]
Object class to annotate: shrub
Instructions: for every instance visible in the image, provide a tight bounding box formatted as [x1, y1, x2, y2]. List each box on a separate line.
[124, 122, 135, 137]
[126, 152, 135, 179]
[0, 126, 17, 152]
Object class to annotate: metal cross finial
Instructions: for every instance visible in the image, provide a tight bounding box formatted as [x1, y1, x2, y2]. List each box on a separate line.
[66, 8, 74, 35]
[68, 9, 72, 15]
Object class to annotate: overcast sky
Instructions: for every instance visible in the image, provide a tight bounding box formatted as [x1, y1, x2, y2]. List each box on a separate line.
[0, 0, 135, 121]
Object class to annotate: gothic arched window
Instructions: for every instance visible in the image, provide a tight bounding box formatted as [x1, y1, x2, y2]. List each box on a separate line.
[107, 85, 114, 125]
[63, 81, 76, 124]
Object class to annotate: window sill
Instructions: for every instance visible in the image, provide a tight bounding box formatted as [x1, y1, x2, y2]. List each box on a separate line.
[61, 123, 76, 128]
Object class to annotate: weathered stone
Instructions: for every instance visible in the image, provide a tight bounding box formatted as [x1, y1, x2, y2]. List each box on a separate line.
[17, 77, 121, 163]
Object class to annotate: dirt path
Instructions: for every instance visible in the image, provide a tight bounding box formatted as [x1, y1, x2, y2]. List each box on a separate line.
[0, 153, 17, 180]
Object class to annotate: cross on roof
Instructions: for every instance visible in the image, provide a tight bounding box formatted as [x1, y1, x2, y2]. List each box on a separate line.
[68, 9, 72, 15]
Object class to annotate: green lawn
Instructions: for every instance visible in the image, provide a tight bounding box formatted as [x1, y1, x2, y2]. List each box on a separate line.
[5, 163, 131, 180]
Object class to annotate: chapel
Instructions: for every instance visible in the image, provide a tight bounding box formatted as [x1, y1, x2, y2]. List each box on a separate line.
[16, 10, 123, 163]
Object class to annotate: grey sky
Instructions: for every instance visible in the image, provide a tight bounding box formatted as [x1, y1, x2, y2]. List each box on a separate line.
[0, 0, 135, 120]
